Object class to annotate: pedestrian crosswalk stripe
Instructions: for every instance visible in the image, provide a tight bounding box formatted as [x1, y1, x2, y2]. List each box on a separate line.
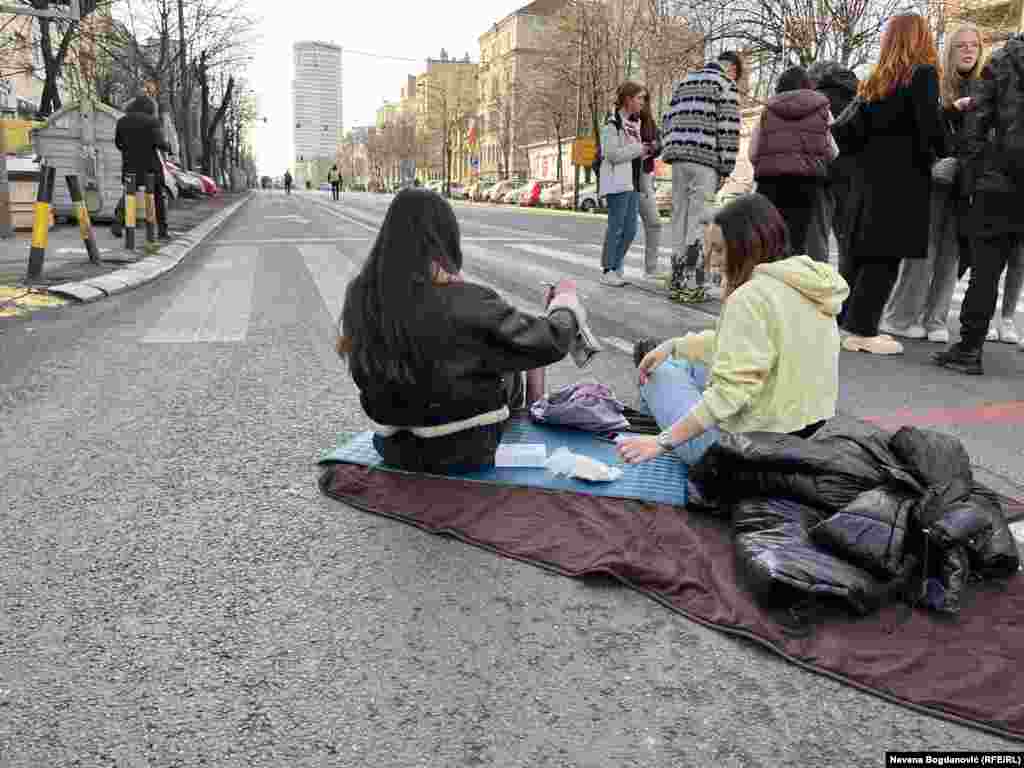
[141, 247, 255, 343]
[301, 244, 361, 324]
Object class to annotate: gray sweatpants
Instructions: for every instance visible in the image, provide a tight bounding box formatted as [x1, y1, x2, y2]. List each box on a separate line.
[882, 183, 961, 333]
[670, 162, 719, 290]
[638, 174, 663, 274]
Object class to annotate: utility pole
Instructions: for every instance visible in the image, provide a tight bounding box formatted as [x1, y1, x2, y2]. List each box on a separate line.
[572, 1, 584, 211]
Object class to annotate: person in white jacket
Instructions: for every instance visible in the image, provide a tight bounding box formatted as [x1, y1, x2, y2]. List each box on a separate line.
[599, 81, 656, 287]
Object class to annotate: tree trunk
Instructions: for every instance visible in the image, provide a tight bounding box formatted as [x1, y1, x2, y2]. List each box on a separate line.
[36, 7, 76, 117]
[177, 0, 192, 168]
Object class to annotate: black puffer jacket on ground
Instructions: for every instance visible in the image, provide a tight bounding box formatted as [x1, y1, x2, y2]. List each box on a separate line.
[691, 417, 1020, 616]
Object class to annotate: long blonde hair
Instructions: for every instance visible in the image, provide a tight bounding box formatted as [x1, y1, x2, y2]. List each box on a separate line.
[941, 24, 986, 107]
[860, 14, 939, 102]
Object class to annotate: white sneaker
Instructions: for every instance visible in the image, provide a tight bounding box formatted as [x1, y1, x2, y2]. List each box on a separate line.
[926, 328, 950, 343]
[601, 271, 626, 286]
[616, 268, 630, 285]
[878, 321, 926, 339]
[986, 326, 999, 341]
[998, 317, 1020, 344]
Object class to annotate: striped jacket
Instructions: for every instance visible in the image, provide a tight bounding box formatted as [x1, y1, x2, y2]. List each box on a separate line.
[661, 62, 741, 177]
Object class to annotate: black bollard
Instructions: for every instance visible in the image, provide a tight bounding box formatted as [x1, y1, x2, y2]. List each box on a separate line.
[144, 172, 156, 243]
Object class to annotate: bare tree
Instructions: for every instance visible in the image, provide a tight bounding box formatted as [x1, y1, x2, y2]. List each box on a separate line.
[0, 0, 115, 116]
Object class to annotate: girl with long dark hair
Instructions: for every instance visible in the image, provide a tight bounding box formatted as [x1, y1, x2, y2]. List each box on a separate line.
[338, 188, 585, 473]
[619, 194, 849, 465]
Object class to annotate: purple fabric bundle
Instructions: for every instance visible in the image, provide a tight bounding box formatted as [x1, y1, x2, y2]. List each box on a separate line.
[529, 382, 630, 432]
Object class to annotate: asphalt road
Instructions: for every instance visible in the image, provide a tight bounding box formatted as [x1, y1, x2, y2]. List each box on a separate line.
[1, 190, 1021, 767]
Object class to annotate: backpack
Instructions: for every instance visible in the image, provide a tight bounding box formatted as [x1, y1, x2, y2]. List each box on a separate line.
[590, 112, 623, 172]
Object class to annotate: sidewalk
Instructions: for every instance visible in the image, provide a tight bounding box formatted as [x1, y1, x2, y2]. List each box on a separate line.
[0, 192, 250, 318]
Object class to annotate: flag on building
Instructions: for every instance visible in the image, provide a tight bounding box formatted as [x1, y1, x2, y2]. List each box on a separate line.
[468, 120, 477, 148]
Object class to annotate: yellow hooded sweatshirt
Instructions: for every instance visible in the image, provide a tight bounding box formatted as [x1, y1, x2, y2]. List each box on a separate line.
[659, 255, 850, 434]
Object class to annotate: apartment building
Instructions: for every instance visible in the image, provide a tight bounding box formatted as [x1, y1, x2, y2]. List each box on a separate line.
[476, 0, 565, 181]
[292, 40, 342, 187]
[414, 49, 478, 183]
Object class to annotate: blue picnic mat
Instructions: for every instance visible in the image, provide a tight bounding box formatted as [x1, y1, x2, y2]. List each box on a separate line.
[319, 418, 689, 506]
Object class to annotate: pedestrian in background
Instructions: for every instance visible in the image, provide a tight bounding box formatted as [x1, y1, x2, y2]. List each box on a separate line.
[935, 32, 1024, 373]
[112, 95, 171, 240]
[328, 164, 341, 201]
[283, 170, 293, 195]
[749, 65, 838, 260]
[880, 23, 986, 344]
[661, 51, 742, 303]
[598, 81, 652, 287]
[832, 13, 948, 356]
[637, 91, 667, 279]
[806, 62, 860, 267]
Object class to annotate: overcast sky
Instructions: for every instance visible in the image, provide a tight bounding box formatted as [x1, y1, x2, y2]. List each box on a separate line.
[247, 0, 526, 175]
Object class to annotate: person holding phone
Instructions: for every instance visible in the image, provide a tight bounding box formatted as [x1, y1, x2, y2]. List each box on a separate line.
[598, 81, 655, 287]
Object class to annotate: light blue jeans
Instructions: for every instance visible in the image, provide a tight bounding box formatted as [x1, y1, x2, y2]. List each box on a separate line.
[602, 191, 639, 273]
[637, 358, 721, 465]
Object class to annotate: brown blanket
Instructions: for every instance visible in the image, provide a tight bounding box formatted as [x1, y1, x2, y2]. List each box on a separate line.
[319, 464, 1024, 742]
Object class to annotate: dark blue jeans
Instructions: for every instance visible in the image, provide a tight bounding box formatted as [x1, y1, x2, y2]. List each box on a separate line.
[602, 191, 639, 273]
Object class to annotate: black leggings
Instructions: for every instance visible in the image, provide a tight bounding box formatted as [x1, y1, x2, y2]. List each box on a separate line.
[755, 176, 822, 258]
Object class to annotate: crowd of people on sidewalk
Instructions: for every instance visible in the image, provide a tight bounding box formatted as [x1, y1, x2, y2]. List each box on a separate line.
[595, 15, 1024, 371]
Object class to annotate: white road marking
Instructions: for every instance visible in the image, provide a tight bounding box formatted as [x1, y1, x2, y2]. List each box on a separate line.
[602, 336, 636, 355]
[216, 237, 371, 245]
[1011, 520, 1024, 547]
[300, 244, 361, 324]
[141, 247, 255, 343]
[508, 242, 649, 283]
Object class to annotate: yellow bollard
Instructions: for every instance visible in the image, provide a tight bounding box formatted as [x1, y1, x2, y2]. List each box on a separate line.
[26, 165, 55, 280]
[124, 173, 136, 251]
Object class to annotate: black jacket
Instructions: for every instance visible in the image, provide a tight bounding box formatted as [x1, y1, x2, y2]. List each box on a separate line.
[115, 97, 170, 182]
[813, 65, 859, 185]
[960, 34, 1024, 198]
[349, 280, 578, 429]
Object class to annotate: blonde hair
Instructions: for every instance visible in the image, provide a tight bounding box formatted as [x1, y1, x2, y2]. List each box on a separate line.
[860, 14, 939, 102]
[941, 24, 986, 107]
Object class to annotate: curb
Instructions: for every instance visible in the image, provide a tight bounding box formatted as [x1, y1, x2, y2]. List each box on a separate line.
[46, 192, 254, 304]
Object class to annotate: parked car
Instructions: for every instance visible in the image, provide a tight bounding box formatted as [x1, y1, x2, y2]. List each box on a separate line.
[486, 179, 518, 202]
[160, 153, 179, 200]
[654, 178, 672, 216]
[165, 161, 204, 198]
[560, 183, 604, 212]
[196, 173, 219, 196]
[519, 180, 558, 207]
[502, 184, 526, 204]
[446, 183, 467, 199]
[319, 182, 332, 192]
[539, 182, 566, 207]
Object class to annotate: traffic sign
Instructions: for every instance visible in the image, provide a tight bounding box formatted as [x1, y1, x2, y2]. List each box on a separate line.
[572, 138, 597, 167]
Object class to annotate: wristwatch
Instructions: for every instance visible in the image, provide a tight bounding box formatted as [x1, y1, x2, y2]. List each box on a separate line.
[655, 430, 676, 452]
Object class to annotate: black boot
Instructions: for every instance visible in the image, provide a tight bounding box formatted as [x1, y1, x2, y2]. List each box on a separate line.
[932, 342, 984, 375]
[633, 337, 666, 368]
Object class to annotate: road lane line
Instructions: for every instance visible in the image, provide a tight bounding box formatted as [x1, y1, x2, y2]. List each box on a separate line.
[216, 237, 372, 245]
[141, 246, 255, 343]
[300, 244, 362, 324]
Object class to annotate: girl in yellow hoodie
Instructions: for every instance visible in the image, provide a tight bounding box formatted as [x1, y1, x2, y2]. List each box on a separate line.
[618, 194, 850, 465]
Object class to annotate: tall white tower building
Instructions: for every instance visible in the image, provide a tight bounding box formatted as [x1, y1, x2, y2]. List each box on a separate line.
[292, 40, 342, 187]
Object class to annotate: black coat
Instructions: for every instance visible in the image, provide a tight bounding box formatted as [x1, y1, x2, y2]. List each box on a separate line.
[959, 35, 1024, 236]
[832, 65, 947, 264]
[115, 109, 169, 182]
